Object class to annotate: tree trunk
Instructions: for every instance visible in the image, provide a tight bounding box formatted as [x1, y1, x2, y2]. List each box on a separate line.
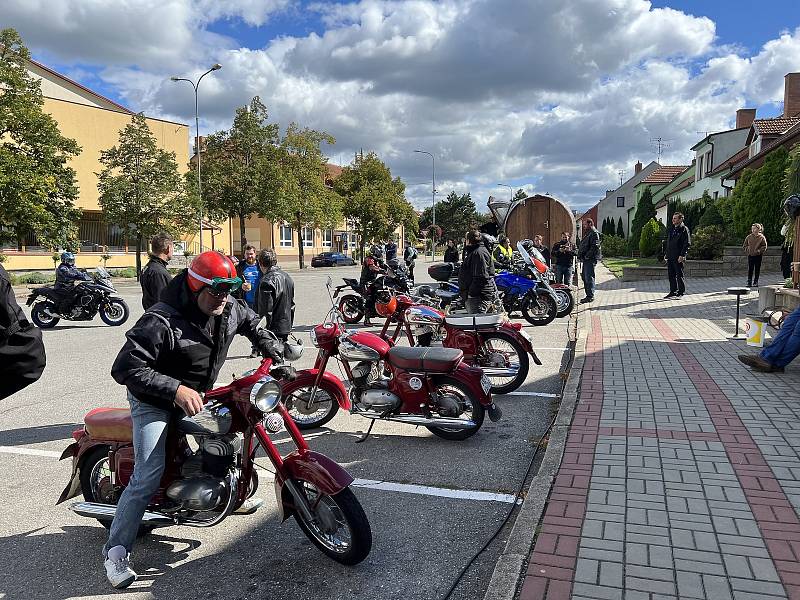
[135, 234, 143, 281]
[239, 212, 247, 257]
[296, 218, 304, 269]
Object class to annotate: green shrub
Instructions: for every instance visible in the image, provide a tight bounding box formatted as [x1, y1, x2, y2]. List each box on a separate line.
[111, 267, 138, 278]
[639, 218, 664, 257]
[688, 225, 726, 260]
[0, 253, 6, 264]
[16, 272, 54, 284]
[601, 235, 628, 257]
[698, 201, 724, 228]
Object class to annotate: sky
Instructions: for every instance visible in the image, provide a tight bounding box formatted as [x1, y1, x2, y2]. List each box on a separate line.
[3, 0, 800, 213]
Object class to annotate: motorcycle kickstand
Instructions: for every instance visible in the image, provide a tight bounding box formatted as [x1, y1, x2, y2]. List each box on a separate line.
[355, 407, 393, 444]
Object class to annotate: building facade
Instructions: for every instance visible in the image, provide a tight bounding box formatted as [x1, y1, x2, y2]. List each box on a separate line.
[596, 161, 660, 238]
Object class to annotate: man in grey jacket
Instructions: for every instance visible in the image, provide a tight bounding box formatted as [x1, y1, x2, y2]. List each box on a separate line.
[577, 218, 601, 303]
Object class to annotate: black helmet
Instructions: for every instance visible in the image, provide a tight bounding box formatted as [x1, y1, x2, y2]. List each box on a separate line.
[370, 244, 385, 259]
[784, 194, 800, 220]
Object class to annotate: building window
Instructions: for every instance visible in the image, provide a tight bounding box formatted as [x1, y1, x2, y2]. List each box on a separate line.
[302, 227, 314, 247]
[280, 225, 293, 247]
[323, 229, 332, 248]
[616, 196, 625, 207]
[713, 191, 718, 200]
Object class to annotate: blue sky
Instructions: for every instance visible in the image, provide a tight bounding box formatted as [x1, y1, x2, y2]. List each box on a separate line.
[5, 0, 800, 210]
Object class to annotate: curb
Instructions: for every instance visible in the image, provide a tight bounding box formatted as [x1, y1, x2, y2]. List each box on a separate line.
[482, 303, 592, 600]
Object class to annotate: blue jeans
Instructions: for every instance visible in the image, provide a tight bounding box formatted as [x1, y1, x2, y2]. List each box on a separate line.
[555, 264, 573, 285]
[105, 394, 171, 555]
[581, 261, 596, 299]
[761, 306, 800, 368]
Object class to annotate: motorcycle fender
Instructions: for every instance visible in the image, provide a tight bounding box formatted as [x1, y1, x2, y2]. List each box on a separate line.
[282, 369, 351, 410]
[495, 324, 542, 365]
[452, 362, 493, 407]
[25, 293, 38, 306]
[56, 440, 96, 505]
[275, 451, 354, 521]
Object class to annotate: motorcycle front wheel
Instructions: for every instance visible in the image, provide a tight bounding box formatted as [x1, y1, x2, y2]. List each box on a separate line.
[292, 480, 372, 565]
[284, 384, 339, 429]
[31, 301, 60, 328]
[521, 292, 557, 326]
[554, 288, 575, 318]
[338, 295, 364, 324]
[426, 376, 485, 440]
[99, 298, 130, 326]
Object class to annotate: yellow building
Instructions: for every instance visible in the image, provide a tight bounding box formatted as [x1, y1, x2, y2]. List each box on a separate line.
[2, 58, 232, 270]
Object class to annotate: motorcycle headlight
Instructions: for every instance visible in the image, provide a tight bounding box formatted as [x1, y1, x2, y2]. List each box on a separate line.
[249, 376, 282, 413]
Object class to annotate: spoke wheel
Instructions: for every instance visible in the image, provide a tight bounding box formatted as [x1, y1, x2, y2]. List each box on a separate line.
[477, 333, 529, 394]
[285, 386, 339, 429]
[338, 296, 364, 324]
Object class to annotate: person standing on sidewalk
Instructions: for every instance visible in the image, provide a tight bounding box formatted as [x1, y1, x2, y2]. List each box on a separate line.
[742, 223, 767, 288]
[140, 233, 173, 310]
[577, 218, 600, 304]
[403, 239, 418, 283]
[739, 304, 800, 373]
[443, 239, 459, 263]
[551, 231, 576, 285]
[664, 212, 691, 299]
[256, 248, 295, 342]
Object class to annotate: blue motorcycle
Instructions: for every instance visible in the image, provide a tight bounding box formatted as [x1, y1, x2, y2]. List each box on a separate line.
[493, 243, 558, 326]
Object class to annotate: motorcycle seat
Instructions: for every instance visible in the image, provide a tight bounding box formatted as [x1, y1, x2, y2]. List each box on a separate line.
[444, 313, 505, 329]
[435, 289, 459, 300]
[84, 407, 133, 442]
[387, 346, 463, 373]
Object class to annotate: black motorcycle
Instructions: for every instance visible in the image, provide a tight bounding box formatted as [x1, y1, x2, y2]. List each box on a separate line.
[26, 267, 130, 328]
[335, 260, 413, 324]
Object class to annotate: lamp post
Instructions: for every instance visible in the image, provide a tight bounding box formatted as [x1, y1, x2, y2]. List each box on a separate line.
[414, 149, 436, 259]
[171, 63, 222, 252]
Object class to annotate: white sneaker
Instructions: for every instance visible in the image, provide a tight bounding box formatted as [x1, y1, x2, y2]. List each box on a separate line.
[104, 553, 137, 589]
[233, 497, 264, 515]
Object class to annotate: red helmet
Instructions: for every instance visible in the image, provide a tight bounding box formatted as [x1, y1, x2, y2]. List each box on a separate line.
[375, 290, 398, 317]
[187, 251, 241, 294]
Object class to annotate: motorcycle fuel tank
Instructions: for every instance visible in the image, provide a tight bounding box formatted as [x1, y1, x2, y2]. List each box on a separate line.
[339, 331, 390, 361]
[405, 305, 444, 326]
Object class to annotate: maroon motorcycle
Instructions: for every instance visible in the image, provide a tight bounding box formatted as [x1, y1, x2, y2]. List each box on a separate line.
[56, 356, 372, 565]
[378, 294, 541, 394]
[284, 279, 500, 441]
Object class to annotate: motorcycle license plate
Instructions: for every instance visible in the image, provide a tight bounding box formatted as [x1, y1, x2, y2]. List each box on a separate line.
[480, 374, 492, 394]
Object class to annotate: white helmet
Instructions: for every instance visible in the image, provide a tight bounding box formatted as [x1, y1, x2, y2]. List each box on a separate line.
[283, 334, 304, 362]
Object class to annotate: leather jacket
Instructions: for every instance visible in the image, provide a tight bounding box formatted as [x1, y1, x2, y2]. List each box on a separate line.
[459, 243, 496, 300]
[111, 271, 281, 412]
[256, 267, 295, 336]
[55, 263, 91, 290]
[140, 255, 172, 310]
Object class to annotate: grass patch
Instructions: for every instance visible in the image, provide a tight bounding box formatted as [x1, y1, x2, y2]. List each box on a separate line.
[603, 257, 660, 278]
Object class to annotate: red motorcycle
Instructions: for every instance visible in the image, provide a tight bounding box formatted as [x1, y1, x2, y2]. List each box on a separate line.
[377, 293, 541, 394]
[56, 357, 372, 565]
[284, 279, 501, 441]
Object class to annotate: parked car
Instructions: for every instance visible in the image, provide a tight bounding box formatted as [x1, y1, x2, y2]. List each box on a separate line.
[311, 252, 356, 267]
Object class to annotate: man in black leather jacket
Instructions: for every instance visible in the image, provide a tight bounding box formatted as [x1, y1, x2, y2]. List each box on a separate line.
[664, 212, 691, 298]
[140, 233, 173, 310]
[54, 251, 91, 314]
[104, 252, 283, 590]
[255, 248, 295, 342]
[459, 230, 496, 313]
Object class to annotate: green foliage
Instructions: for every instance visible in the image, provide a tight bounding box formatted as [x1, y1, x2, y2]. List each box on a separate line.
[782, 143, 800, 248]
[698, 200, 724, 228]
[714, 195, 740, 244]
[419, 191, 485, 242]
[0, 28, 82, 250]
[14, 271, 53, 284]
[200, 97, 282, 255]
[0, 253, 6, 264]
[688, 225, 726, 260]
[732, 147, 790, 243]
[335, 152, 416, 261]
[668, 194, 706, 233]
[639, 218, 664, 257]
[97, 113, 194, 276]
[616, 217, 624, 238]
[629, 186, 656, 251]
[111, 267, 138, 278]
[601, 234, 628, 257]
[513, 188, 527, 201]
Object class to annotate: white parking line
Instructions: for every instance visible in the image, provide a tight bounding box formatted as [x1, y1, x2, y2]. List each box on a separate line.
[0, 444, 520, 505]
[504, 391, 561, 398]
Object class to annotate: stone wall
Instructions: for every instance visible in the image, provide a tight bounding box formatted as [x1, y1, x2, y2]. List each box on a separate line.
[621, 246, 783, 281]
[721, 246, 782, 276]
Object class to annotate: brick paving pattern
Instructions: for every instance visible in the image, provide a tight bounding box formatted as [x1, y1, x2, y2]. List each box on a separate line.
[519, 267, 800, 600]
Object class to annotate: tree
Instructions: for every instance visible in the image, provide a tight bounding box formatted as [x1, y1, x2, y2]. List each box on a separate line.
[513, 188, 528, 201]
[639, 218, 664, 257]
[616, 216, 625, 238]
[732, 147, 790, 243]
[268, 124, 340, 269]
[199, 97, 281, 255]
[698, 200, 724, 228]
[0, 28, 82, 250]
[629, 186, 655, 251]
[782, 143, 800, 250]
[334, 152, 416, 262]
[419, 191, 486, 242]
[97, 113, 195, 277]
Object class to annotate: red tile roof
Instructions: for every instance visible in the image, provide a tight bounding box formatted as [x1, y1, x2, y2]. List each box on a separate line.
[670, 177, 694, 193]
[640, 166, 689, 185]
[752, 117, 800, 136]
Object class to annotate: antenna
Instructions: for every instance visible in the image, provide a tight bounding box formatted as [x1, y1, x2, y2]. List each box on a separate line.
[696, 130, 709, 138]
[618, 170, 626, 186]
[650, 137, 671, 162]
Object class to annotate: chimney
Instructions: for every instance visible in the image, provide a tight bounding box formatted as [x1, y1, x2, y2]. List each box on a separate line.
[634, 161, 642, 174]
[736, 108, 756, 129]
[785, 73, 800, 118]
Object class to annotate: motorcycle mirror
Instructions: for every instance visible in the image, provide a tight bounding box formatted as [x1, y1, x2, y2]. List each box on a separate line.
[326, 275, 333, 287]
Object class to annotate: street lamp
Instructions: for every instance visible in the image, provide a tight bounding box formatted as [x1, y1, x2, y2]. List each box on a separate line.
[171, 63, 222, 252]
[414, 149, 436, 259]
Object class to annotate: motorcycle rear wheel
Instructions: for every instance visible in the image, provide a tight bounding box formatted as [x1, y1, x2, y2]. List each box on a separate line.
[31, 301, 60, 329]
[99, 298, 130, 326]
[338, 295, 364, 324]
[477, 333, 529, 394]
[426, 376, 485, 440]
[521, 293, 557, 326]
[292, 480, 372, 565]
[79, 446, 154, 537]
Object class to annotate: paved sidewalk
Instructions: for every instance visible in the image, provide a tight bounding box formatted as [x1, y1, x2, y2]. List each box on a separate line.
[519, 266, 800, 600]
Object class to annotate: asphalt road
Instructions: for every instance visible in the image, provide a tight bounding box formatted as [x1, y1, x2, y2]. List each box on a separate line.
[0, 263, 574, 600]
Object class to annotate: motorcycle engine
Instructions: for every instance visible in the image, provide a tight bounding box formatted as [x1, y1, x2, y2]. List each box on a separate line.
[435, 391, 463, 418]
[350, 362, 402, 412]
[351, 360, 378, 388]
[80, 293, 94, 306]
[167, 434, 241, 511]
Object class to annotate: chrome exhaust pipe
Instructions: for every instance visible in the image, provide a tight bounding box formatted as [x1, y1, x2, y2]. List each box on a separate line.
[353, 410, 477, 429]
[70, 502, 173, 527]
[480, 366, 519, 377]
